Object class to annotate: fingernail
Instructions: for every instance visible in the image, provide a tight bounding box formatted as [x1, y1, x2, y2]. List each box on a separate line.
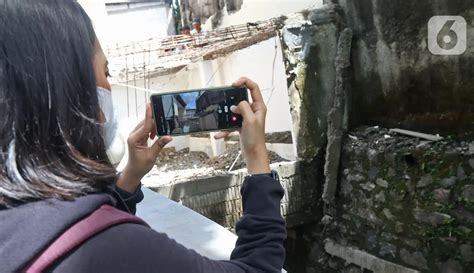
[230, 105, 237, 112]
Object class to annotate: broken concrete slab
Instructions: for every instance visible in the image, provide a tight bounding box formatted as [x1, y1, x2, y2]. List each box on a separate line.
[324, 240, 420, 273]
[323, 28, 353, 204]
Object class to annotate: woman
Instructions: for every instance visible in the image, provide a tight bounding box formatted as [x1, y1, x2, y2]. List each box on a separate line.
[0, 1, 286, 272]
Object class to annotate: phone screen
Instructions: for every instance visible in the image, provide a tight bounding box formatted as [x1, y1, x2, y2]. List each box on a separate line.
[151, 86, 248, 136]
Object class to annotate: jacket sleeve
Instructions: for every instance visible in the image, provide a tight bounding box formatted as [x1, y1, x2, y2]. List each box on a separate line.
[111, 183, 144, 215]
[54, 175, 286, 273]
[229, 175, 287, 272]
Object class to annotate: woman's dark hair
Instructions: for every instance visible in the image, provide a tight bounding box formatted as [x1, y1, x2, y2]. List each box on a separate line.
[0, 0, 116, 207]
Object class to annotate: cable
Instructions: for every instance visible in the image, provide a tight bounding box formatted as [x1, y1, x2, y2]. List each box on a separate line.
[265, 36, 278, 106]
[205, 56, 229, 87]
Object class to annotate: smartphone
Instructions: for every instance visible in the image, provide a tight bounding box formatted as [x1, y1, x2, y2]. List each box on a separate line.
[150, 86, 249, 136]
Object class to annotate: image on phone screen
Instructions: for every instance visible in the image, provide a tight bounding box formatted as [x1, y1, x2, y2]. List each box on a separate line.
[151, 86, 248, 136]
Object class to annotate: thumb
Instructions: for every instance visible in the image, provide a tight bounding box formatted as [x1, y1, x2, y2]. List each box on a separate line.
[151, 136, 173, 155]
[143, 103, 154, 134]
[231, 101, 254, 122]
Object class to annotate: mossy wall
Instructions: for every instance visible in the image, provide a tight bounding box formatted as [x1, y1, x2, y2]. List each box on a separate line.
[338, 0, 474, 137]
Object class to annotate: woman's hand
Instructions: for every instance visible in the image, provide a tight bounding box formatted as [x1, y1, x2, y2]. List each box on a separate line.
[215, 77, 270, 175]
[117, 104, 172, 192]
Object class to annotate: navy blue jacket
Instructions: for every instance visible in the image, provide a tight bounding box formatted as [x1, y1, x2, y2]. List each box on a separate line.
[0, 175, 286, 272]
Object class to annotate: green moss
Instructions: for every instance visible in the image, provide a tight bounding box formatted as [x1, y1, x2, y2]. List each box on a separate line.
[423, 217, 472, 241]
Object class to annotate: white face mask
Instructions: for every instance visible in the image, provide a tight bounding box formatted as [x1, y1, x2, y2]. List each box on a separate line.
[97, 87, 124, 166]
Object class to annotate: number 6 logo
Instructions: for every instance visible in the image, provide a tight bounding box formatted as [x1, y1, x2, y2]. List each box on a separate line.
[428, 16, 467, 55]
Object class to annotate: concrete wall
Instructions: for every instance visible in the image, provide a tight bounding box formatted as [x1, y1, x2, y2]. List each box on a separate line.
[339, 0, 474, 135]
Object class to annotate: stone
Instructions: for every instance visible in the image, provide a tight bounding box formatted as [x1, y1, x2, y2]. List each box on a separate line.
[383, 208, 394, 220]
[460, 244, 473, 263]
[395, 222, 404, 234]
[376, 178, 389, 188]
[357, 208, 383, 227]
[433, 188, 451, 204]
[366, 229, 378, 250]
[458, 226, 472, 235]
[341, 178, 353, 196]
[379, 243, 397, 258]
[451, 207, 474, 222]
[437, 258, 463, 273]
[375, 191, 386, 203]
[461, 185, 474, 202]
[390, 189, 407, 202]
[328, 258, 340, 270]
[367, 149, 378, 163]
[469, 158, 474, 170]
[384, 152, 396, 162]
[417, 175, 433, 188]
[412, 209, 452, 227]
[348, 173, 365, 182]
[321, 215, 333, 225]
[360, 182, 376, 192]
[457, 165, 467, 180]
[399, 248, 429, 270]
[440, 176, 457, 188]
[387, 167, 396, 178]
[368, 167, 379, 180]
[341, 265, 361, 273]
[403, 239, 422, 249]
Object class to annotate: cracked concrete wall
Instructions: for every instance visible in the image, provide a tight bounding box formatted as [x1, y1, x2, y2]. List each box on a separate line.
[282, 6, 341, 161]
[338, 0, 474, 136]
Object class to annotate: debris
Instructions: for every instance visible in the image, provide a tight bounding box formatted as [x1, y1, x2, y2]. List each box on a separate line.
[144, 144, 290, 187]
[228, 151, 242, 172]
[349, 135, 358, 140]
[389, 128, 444, 141]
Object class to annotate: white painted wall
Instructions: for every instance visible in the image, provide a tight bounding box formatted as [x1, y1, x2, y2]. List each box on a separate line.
[79, 0, 173, 47]
[206, 0, 324, 29]
[105, 3, 173, 45]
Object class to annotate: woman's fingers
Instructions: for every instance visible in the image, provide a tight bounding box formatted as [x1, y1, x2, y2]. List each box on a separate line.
[232, 77, 264, 104]
[129, 104, 155, 144]
[151, 136, 173, 155]
[233, 101, 254, 123]
[143, 104, 154, 134]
